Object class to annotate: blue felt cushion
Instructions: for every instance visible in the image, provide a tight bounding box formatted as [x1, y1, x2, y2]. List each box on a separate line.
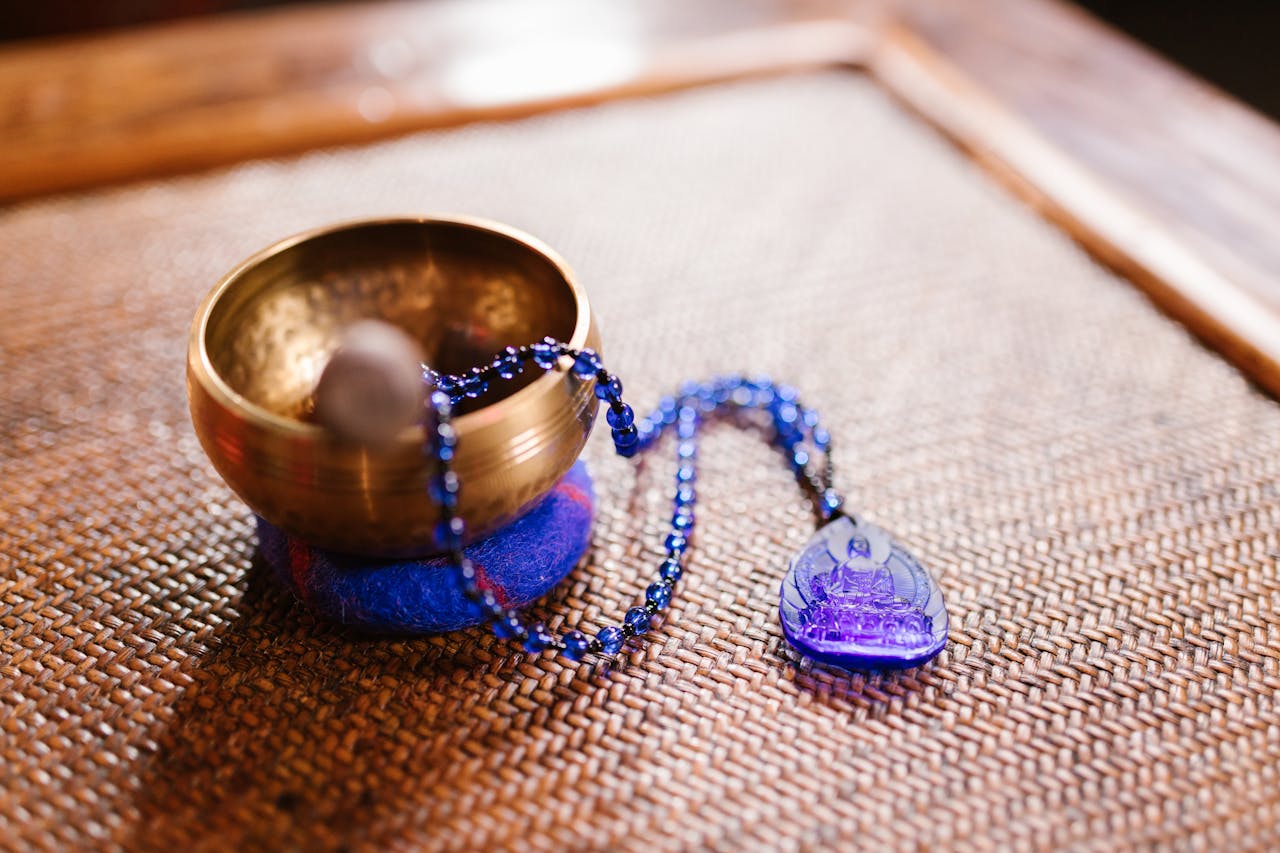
[257, 462, 594, 633]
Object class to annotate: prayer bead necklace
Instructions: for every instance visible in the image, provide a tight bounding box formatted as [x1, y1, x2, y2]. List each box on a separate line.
[422, 338, 949, 670]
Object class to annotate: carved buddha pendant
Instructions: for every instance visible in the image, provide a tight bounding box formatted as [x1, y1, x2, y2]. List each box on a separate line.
[779, 513, 948, 670]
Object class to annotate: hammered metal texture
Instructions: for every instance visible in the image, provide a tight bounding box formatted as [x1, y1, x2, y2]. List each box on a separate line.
[187, 217, 603, 556]
[3, 73, 1280, 851]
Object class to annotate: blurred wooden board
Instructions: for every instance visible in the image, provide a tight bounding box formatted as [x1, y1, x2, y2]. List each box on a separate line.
[877, 0, 1280, 400]
[0, 0, 866, 199]
[2, 0, 1279, 397]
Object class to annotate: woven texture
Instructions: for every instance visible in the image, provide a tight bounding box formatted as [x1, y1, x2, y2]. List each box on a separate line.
[3, 73, 1279, 852]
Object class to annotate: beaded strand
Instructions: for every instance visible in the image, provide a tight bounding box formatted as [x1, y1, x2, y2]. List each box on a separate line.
[423, 338, 844, 661]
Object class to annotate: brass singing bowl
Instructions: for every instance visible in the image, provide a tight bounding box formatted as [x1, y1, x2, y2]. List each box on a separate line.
[188, 216, 601, 557]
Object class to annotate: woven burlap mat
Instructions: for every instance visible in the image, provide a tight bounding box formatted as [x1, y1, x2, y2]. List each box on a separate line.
[3, 73, 1279, 851]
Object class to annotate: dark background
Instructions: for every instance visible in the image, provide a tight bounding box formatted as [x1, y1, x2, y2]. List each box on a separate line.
[2, 1, 1279, 121]
[1075, 0, 1280, 120]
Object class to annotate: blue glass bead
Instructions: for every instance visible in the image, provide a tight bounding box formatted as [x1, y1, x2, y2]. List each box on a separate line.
[495, 347, 522, 379]
[802, 408, 820, 429]
[523, 625, 553, 653]
[672, 510, 694, 531]
[492, 613, 522, 639]
[532, 343, 559, 369]
[612, 426, 639, 448]
[792, 449, 811, 469]
[659, 558, 683, 583]
[606, 403, 635, 429]
[428, 471, 459, 502]
[636, 421, 656, 448]
[477, 589, 499, 612]
[596, 626, 624, 655]
[436, 423, 457, 448]
[822, 489, 843, 516]
[624, 607, 651, 636]
[813, 426, 831, 450]
[463, 586, 488, 615]
[617, 442, 638, 459]
[464, 376, 489, 398]
[776, 424, 802, 449]
[573, 349, 601, 377]
[435, 389, 460, 417]
[594, 373, 623, 401]
[675, 465, 696, 484]
[677, 441, 696, 460]
[674, 484, 695, 506]
[777, 385, 799, 403]
[561, 630, 590, 661]
[775, 402, 799, 425]
[435, 375, 461, 397]
[731, 385, 753, 407]
[435, 517, 465, 548]
[437, 444, 455, 463]
[665, 533, 688, 554]
[646, 582, 672, 610]
[658, 396, 678, 425]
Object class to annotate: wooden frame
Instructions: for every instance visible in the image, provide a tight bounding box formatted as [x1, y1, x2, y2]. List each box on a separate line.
[3, 0, 1279, 396]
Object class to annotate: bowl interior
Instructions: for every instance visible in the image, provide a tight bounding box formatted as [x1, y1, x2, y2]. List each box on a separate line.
[204, 220, 578, 421]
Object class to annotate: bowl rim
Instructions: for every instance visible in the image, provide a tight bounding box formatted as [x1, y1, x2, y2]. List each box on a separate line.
[188, 213, 593, 438]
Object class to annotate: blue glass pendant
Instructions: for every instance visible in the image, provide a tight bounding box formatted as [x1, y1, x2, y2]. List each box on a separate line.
[780, 514, 948, 670]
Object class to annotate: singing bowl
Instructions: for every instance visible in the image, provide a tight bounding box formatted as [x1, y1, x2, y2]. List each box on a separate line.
[187, 216, 601, 557]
